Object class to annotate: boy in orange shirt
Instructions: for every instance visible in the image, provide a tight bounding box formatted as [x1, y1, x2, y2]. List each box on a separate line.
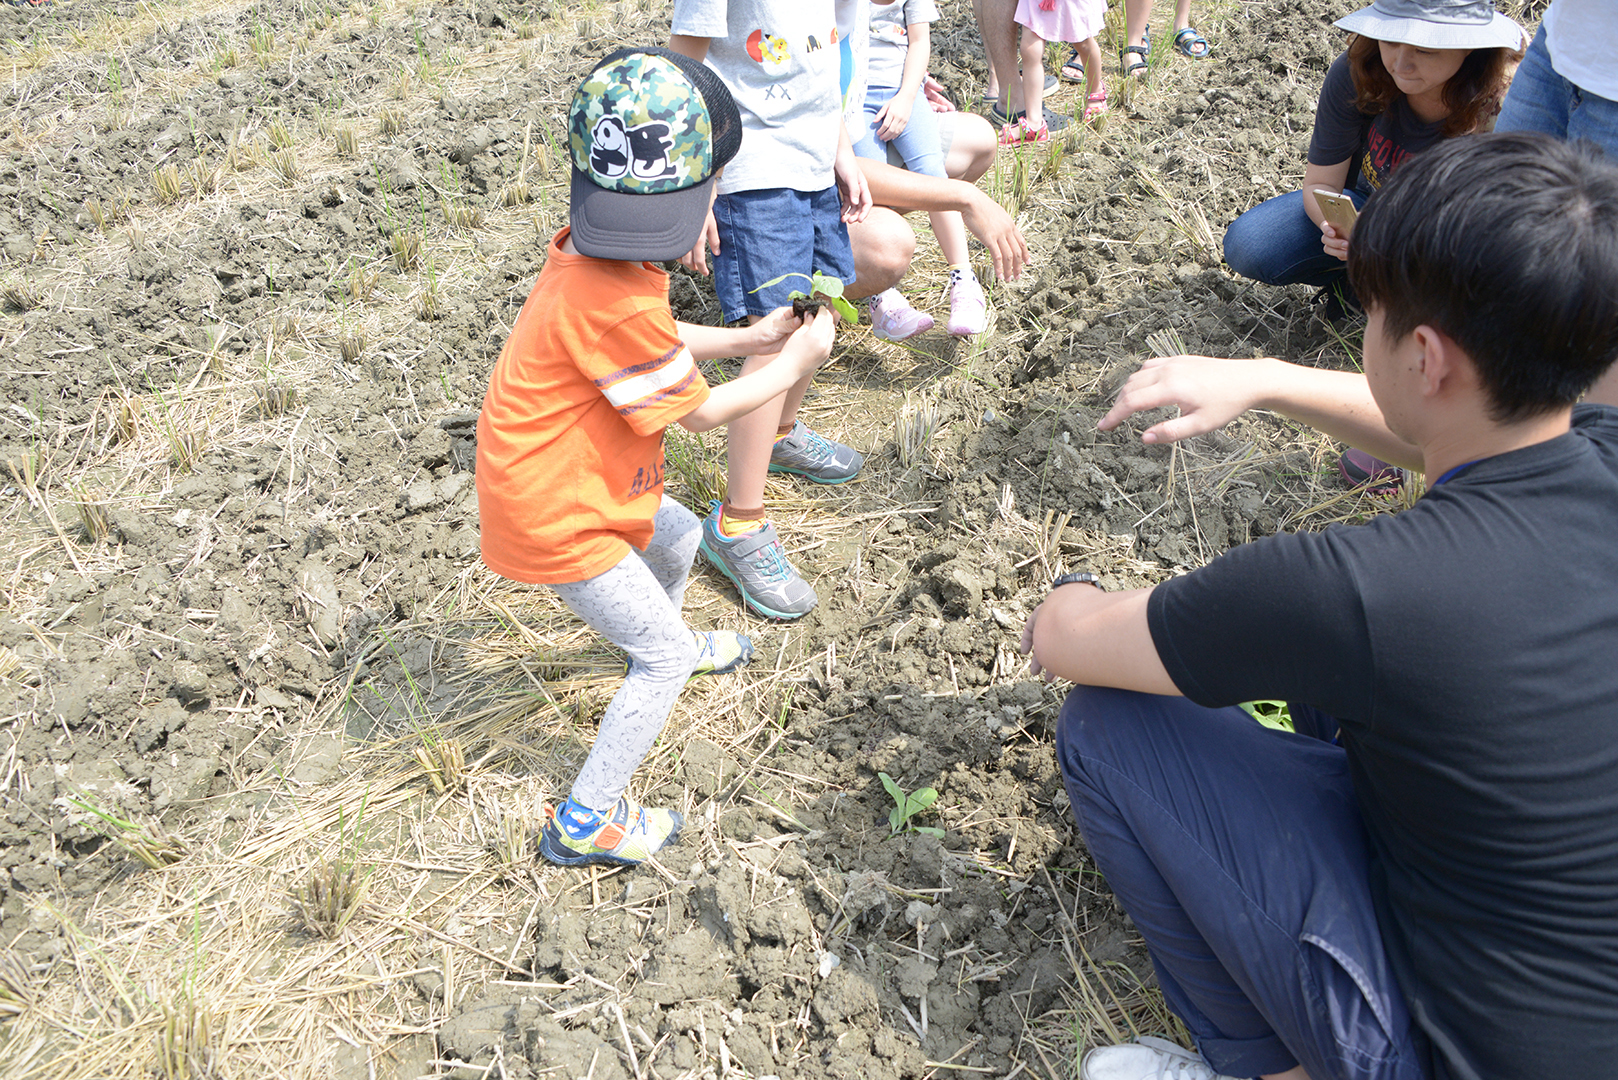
[477, 47, 836, 867]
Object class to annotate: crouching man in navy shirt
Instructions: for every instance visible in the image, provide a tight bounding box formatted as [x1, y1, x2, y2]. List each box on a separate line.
[1025, 132, 1618, 1080]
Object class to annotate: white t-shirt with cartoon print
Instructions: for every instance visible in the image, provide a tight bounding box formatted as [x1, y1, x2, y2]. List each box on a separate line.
[674, 0, 859, 194]
[866, 0, 938, 89]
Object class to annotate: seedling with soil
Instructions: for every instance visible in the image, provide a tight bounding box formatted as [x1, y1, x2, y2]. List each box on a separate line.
[750, 270, 858, 323]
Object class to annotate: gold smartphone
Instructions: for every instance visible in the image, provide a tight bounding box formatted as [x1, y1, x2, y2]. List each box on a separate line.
[1312, 188, 1358, 237]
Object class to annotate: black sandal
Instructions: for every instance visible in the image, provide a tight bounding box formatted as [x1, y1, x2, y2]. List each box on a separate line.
[1060, 48, 1085, 83]
[1120, 29, 1150, 79]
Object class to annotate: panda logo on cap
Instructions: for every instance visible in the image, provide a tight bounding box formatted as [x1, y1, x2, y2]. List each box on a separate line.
[589, 115, 676, 184]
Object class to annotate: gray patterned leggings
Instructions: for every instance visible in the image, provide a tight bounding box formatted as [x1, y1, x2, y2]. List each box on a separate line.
[549, 496, 701, 811]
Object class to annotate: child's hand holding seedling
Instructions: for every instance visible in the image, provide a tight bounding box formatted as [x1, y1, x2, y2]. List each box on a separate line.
[780, 304, 837, 377]
[677, 306, 836, 433]
[750, 305, 810, 354]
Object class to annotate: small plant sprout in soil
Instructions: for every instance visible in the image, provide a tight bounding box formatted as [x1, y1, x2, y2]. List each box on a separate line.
[879, 771, 945, 839]
[750, 270, 859, 322]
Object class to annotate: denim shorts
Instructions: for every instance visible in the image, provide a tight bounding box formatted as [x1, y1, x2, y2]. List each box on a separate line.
[711, 186, 856, 323]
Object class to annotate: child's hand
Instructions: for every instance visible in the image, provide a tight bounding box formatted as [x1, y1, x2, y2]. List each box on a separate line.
[784, 305, 836, 375]
[1320, 222, 1350, 263]
[921, 75, 956, 113]
[679, 209, 721, 275]
[753, 306, 804, 353]
[875, 97, 912, 141]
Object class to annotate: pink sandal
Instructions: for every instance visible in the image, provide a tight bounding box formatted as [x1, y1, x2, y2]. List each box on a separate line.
[1083, 82, 1110, 122]
[998, 117, 1051, 145]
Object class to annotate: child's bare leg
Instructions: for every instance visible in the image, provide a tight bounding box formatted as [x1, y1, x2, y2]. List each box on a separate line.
[1174, 0, 1194, 33]
[725, 376, 791, 514]
[933, 209, 988, 336]
[1019, 28, 1046, 129]
[724, 313, 812, 512]
[1080, 37, 1105, 99]
[929, 209, 970, 268]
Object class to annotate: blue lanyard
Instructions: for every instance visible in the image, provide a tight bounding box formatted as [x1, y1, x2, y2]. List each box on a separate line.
[1431, 460, 1479, 486]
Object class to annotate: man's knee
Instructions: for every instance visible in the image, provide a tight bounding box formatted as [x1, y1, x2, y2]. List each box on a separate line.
[946, 114, 996, 183]
[1055, 685, 1151, 787]
[847, 210, 916, 298]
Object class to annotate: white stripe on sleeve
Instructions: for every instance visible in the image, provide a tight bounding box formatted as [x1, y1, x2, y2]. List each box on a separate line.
[602, 347, 696, 409]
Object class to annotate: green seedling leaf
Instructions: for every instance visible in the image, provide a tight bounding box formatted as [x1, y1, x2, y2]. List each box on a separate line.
[750, 272, 813, 294]
[879, 773, 941, 836]
[808, 271, 844, 298]
[913, 826, 945, 839]
[904, 787, 939, 817]
[824, 294, 857, 323]
[1240, 699, 1294, 732]
[879, 771, 907, 832]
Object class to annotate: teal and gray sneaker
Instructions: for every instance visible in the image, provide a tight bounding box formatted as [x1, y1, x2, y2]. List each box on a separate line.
[538, 795, 683, 867]
[698, 502, 818, 620]
[768, 420, 864, 484]
[691, 629, 754, 676]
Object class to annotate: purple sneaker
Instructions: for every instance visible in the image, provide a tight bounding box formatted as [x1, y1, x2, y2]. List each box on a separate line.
[1339, 448, 1403, 494]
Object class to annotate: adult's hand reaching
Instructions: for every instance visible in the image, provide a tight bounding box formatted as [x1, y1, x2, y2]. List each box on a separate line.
[921, 74, 957, 113]
[1098, 355, 1276, 444]
[960, 189, 1029, 281]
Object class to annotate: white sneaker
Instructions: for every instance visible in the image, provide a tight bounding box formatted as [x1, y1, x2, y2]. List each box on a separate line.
[869, 288, 934, 341]
[946, 274, 987, 336]
[1081, 1036, 1240, 1080]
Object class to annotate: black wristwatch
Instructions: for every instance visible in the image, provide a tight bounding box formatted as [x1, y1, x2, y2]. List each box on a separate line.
[1050, 571, 1102, 592]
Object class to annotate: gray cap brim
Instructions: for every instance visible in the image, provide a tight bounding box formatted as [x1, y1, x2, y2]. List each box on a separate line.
[1334, 7, 1523, 50]
[569, 166, 716, 262]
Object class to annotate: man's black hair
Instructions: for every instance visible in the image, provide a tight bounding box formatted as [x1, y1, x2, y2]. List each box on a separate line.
[1348, 132, 1618, 422]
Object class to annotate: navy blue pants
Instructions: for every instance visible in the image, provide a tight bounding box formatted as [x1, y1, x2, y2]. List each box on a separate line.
[1056, 687, 1426, 1080]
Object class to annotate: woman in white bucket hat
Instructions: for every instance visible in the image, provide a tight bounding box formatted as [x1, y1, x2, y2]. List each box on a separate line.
[1222, 0, 1524, 304]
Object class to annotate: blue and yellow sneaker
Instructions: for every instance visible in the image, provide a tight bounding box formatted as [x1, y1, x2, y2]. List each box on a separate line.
[538, 795, 684, 868]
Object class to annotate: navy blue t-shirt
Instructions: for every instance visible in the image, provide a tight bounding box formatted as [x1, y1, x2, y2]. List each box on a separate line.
[1149, 405, 1618, 1080]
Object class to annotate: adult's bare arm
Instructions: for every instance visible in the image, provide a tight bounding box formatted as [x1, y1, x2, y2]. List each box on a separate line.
[857, 159, 1028, 280]
[1098, 354, 1423, 469]
[1020, 583, 1179, 694]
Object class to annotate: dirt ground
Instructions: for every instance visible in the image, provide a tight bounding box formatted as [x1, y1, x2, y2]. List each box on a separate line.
[0, 1, 1541, 1077]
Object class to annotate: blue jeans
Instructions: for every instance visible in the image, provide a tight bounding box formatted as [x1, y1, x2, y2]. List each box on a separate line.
[1223, 189, 1365, 290]
[851, 84, 947, 178]
[1056, 687, 1425, 1080]
[1497, 25, 1618, 157]
[711, 186, 856, 323]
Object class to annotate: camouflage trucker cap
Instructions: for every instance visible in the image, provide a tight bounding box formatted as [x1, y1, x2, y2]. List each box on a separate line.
[568, 47, 742, 261]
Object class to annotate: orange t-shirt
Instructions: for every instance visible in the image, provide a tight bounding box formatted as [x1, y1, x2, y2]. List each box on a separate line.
[476, 229, 710, 584]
